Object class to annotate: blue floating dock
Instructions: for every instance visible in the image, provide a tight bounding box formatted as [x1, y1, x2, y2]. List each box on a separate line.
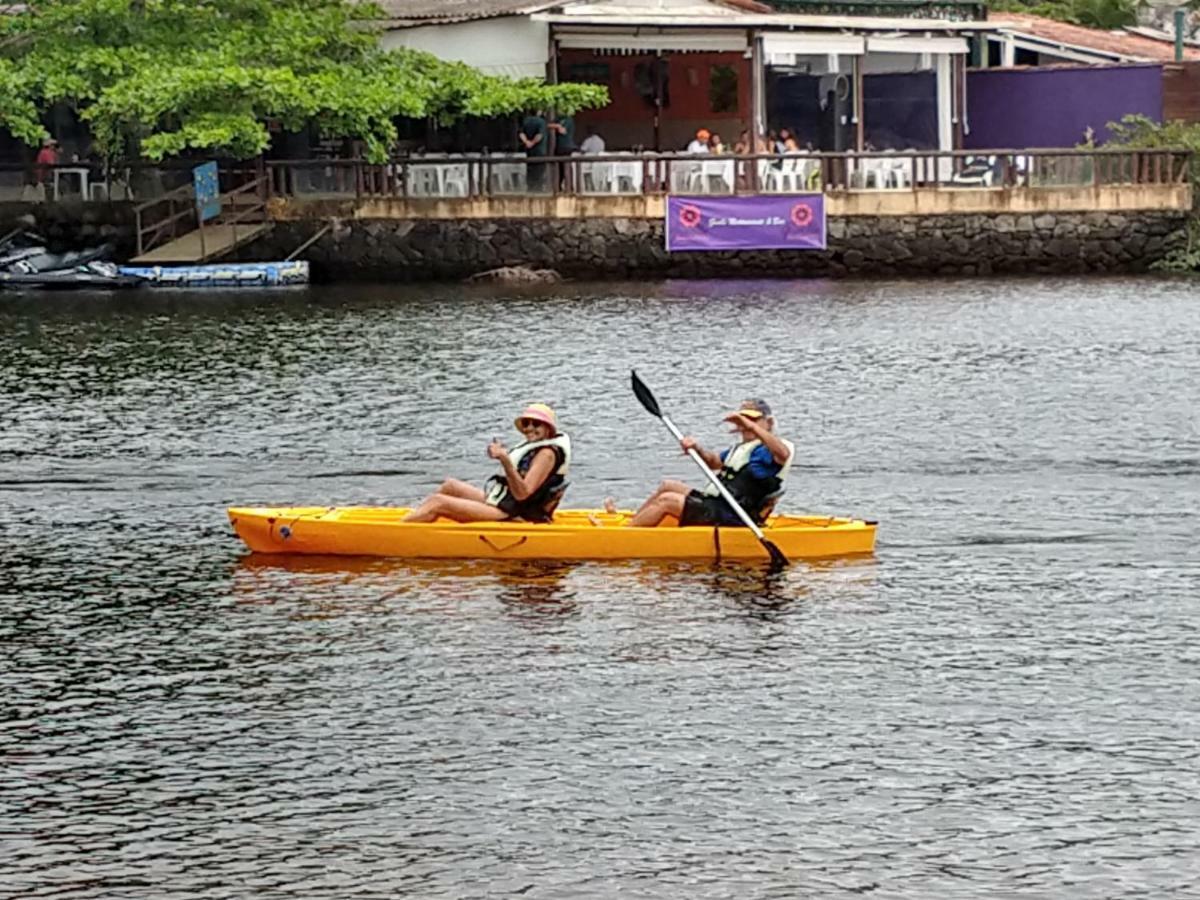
[118, 260, 310, 288]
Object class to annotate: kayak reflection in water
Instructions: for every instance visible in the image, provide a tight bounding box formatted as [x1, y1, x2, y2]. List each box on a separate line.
[402, 403, 572, 524]
[609, 399, 794, 528]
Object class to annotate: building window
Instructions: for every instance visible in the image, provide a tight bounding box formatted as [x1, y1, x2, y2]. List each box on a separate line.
[567, 63, 611, 84]
[709, 65, 738, 114]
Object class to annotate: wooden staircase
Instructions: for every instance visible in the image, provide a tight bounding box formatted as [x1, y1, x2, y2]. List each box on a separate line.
[130, 176, 271, 264]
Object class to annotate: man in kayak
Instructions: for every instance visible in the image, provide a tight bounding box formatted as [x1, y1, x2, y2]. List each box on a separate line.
[615, 399, 793, 528]
[402, 404, 571, 523]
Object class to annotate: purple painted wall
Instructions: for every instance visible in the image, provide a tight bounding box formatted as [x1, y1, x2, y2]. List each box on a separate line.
[966, 64, 1163, 149]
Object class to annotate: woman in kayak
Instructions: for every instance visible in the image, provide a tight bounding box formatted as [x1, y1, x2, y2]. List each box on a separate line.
[402, 403, 571, 523]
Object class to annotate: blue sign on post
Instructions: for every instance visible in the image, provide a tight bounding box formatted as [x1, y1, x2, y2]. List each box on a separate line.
[193, 161, 221, 222]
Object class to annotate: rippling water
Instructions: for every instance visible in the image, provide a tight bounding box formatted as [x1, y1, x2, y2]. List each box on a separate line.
[3, 278, 1199, 898]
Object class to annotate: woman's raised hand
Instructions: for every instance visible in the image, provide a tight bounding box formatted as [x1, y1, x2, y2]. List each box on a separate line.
[487, 439, 508, 460]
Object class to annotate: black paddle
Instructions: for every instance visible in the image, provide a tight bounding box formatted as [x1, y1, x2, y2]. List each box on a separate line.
[631, 370, 789, 567]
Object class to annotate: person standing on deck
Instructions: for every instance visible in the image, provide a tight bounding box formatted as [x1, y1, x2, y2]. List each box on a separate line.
[611, 399, 794, 528]
[519, 109, 548, 192]
[549, 114, 576, 155]
[34, 137, 60, 189]
[549, 113, 576, 190]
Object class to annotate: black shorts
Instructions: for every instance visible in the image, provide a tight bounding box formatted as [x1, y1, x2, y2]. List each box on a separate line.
[496, 494, 553, 524]
[679, 489, 745, 527]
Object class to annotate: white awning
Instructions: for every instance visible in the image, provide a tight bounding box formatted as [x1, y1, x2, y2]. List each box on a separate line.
[555, 29, 749, 52]
[866, 35, 968, 54]
[761, 33, 866, 57]
[381, 18, 550, 78]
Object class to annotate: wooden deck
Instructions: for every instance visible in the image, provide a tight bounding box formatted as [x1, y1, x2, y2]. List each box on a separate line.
[130, 222, 271, 264]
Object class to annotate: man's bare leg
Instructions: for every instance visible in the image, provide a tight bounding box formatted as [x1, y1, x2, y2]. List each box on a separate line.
[605, 479, 691, 519]
[628, 491, 687, 527]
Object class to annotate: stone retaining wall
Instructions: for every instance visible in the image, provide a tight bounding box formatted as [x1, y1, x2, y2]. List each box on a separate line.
[247, 211, 1189, 281]
[0, 201, 137, 256]
[0, 202, 1186, 280]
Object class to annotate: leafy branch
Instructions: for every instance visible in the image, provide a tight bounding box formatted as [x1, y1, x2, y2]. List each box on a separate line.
[0, 0, 608, 162]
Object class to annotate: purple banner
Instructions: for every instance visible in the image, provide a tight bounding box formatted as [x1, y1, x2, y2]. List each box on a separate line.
[666, 195, 826, 252]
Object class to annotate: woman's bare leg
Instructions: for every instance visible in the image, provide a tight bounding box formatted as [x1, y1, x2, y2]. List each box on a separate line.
[628, 491, 687, 528]
[435, 478, 486, 502]
[402, 495, 510, 524]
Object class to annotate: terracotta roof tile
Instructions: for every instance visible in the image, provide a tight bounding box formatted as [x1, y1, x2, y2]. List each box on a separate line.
[990, 12, 1200, 62]
[372, 0, 567, 23]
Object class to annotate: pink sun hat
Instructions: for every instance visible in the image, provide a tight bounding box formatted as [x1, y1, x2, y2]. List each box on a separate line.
[514, 403, 558, 434]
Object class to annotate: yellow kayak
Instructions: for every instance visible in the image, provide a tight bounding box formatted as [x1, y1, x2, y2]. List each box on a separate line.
[227, 507, 877, 561]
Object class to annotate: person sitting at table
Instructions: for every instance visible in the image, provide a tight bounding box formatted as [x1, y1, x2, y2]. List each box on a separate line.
[580, 127, 605, 155]
[708, 131, 726, 154]
[779, 128, 801, 153]
[686, 128, 711, 154]
[402, 404, 571, 524]
[733, 129, 750, 155]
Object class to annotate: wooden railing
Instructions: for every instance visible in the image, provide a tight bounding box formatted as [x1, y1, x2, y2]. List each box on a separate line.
[134, 184, 196, 257]
[134, 172, 267, 258]
[195, 175, 269, 259]
[262, 148, 1192, 202]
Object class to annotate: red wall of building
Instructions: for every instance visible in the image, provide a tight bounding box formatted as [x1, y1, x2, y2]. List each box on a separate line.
[561, 50, 752, 150]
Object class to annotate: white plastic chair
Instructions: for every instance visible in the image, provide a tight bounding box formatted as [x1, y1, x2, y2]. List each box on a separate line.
[580, 161, 612, 194]
[886, 157, 910, 189]
[770, 155, 810, 192]
[758, 159, 775, 190]
[407, 159, 439, 196]
[610, 156, 643, 194]
[488, 152, 526, 194]
[441, 162, 469, 197]
[688, 159, 733, 193]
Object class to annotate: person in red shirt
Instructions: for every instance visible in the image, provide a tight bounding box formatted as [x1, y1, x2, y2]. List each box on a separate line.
[34, 137, 59, 186]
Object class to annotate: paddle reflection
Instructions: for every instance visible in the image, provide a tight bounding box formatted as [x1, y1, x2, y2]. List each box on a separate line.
[705, 554, 880, 617]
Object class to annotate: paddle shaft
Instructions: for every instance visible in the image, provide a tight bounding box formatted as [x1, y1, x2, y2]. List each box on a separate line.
[659, 413, 771, 540]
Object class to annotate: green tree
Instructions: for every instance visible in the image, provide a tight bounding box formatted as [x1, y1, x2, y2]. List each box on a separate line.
[0, 0, 608, 162]
[1104, 114, 1200, 271]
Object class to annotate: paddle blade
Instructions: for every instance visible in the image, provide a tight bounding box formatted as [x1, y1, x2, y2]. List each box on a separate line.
[631, 370, 662, 419]
[763, 539, 789, 569]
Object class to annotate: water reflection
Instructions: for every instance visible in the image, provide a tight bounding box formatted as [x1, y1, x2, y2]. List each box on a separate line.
[6, 276, 1200, 899]
[231, 550, 878, 621]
